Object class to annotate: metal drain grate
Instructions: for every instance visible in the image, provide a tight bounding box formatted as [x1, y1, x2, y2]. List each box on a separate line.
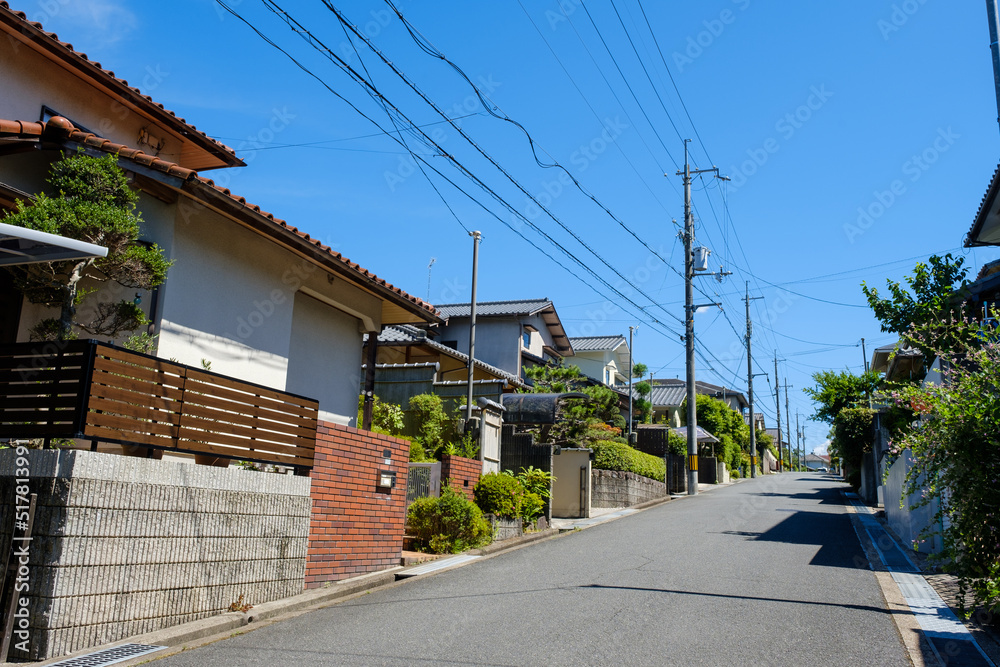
[45, 643, 166, 667]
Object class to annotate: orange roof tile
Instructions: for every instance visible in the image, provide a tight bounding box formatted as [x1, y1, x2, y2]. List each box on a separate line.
[0, 2, 243, 170]
[0, 116, 440, 322]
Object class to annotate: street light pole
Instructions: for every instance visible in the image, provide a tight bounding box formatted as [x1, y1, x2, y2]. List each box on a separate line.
[466, 231, 481, 428]
[628, 325, 635, 443]
[744, 283, 764, 478]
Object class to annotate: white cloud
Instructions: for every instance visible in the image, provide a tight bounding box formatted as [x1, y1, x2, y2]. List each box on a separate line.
[37, 1, 138, 48]
[812, 440, 830, 456]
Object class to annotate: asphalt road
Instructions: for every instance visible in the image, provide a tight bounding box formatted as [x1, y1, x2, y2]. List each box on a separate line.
[154, 473, 906, 666]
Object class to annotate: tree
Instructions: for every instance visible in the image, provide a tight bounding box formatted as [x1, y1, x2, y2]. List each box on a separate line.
[888, 318, 1000, 615]
[681, 394, 751, 475]
[523, 361, 624, 445]
[633, 379, 652, 424]
[803, 369, 882, 425]
[3, 152, 171, 341]
[861, 253, 971, 361]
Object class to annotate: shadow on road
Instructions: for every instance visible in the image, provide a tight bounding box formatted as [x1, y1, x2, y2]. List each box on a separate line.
[582, 584, 891, 615]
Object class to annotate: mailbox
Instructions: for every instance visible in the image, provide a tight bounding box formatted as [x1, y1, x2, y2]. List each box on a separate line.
[377, 470, 396, 489]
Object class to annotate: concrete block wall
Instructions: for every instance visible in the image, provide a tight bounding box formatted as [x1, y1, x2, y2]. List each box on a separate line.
[440, 454, 481, 501]
[305, 422, 410, 587]
[591, 469, 665, 508]
[0, 448, 311, 662]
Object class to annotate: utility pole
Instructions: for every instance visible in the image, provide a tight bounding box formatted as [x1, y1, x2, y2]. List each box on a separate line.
[628, 325, 636, 442]
[465, 231, 481, 429]
[988, 0, 1000, 135]
[796, 412, 801, 471]
[676, 140, 725, 495]
[784, 382, 792, 469]
[861, 337, 869, 374]
[745, 283, 764, 478]
[774, 355, 783, 472]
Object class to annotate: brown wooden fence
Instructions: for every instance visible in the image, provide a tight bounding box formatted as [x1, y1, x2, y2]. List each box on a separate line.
[0, 340, 318, 469]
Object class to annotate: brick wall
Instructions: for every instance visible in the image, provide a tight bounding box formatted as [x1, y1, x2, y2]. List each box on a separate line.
[0, 449, 311, 662]
[440, 454, 482, 501]
[591, 469, 666, 508]
[305, 422, 410, 588]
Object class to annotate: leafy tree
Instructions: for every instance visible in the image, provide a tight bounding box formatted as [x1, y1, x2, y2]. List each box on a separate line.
[523, 361, 624, 444]
[803, 369, 882, 425]
[888, 318, 1000, 615]
[633, 379, 652, 424]
[831, 407, 874, 490]
[630, 362, 648, 378]
[861, 253, 971, 361]
[408, 393, 451, 458]
[3, 152, 171, 341]
[681, 394, 751, 474]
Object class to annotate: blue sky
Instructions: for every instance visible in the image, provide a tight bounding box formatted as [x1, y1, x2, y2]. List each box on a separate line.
[28, 0, 1000, 452]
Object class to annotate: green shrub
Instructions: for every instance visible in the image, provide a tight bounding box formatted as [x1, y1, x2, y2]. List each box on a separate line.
[520, 491, 545, 524]
[356, 394, 405, 434]
[515, 466, 555, 500]
[406, 485, 491, 553]
[408, 439, 429, 463]
[409, 393, 450, 455]
[590, 440, 665, 482]
[473, 471, 522, 518]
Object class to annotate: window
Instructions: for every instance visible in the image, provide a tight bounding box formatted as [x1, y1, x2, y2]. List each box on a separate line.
[522, 330, 531, 348]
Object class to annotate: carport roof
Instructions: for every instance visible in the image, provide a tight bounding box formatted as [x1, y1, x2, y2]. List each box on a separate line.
[0, 221, 107, 266]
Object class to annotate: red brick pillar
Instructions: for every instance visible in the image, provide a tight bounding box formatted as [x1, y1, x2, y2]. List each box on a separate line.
[305, 422, 410, 588]
[440, 454, 483, 501]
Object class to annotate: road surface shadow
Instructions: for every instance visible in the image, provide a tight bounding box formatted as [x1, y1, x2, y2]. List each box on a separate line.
[582, 584, 891, 615]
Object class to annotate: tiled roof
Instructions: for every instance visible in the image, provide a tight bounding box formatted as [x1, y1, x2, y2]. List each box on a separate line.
[647, 384, 687, 407]
[0, 116, 438, 321]
[371, 324, 525, 387]
[569, 335, 627, 352]
[967, 163, 1000, 247]
[0, 3, 242, 170]
[435, 299, 553, 318]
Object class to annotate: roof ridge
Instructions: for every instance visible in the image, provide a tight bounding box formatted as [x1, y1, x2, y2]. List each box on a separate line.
[435, 298, 550, 307]
[0, 2, 241, 168]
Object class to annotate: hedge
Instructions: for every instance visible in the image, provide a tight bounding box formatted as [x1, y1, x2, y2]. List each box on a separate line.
[590, 440, 665, 482]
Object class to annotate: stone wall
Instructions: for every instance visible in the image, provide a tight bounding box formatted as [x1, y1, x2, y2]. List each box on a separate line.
[304, 422, 410, 587]
[0, 448, 311, 662]
[441, 454, 481, 501]
[591, 469, 665, 508]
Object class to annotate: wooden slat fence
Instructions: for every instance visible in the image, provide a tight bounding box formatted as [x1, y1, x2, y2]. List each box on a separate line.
[0, 340, 319, 469]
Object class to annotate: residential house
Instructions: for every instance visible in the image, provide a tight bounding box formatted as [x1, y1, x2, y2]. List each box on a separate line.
[362, 323, 526, 415]
[433, 298, 574, 381]
[567, 334, 631, 387]
[0, 4, 440, 426]
[803, 453, 830, 471]
[643, 378, 750, 426]
[0, 5, 439, 659]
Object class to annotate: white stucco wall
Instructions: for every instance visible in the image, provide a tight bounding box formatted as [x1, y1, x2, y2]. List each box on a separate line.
[286, 291, 363, 426]
[572, 351, 615, 385]
[0, 35, 184, 164]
